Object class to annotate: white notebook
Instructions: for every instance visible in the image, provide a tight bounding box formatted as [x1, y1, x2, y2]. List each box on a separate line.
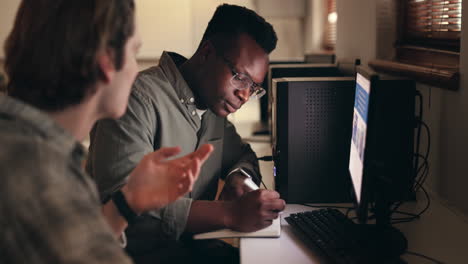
[193, 217, 281, 239]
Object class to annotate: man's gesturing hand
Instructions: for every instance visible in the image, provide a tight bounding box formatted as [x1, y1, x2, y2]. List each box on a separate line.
[123, 144, 213, 214]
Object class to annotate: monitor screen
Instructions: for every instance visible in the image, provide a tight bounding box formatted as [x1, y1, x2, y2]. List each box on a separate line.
[349, 72, 371, 205]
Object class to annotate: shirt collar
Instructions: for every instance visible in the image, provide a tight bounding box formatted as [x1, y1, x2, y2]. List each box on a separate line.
[0, 95, 84, 159]
[158, 51, 214, 122]
[158, 51, 197, 106]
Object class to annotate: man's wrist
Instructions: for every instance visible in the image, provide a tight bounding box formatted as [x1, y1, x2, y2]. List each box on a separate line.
[121, 185, 144, 215]
[112, 187, 140, 225]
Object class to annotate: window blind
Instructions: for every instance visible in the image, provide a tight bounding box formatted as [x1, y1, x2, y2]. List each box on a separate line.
[405, 0, 462, 42]
[323, 0, 337, 50]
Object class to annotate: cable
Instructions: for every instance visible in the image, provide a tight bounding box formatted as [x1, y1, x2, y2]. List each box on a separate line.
[392, 185, 430, 224]
[418, 121, 431, 189]
[391, 116, 431, 223]
[414, 153, 429, 192]
[391, 210, 419, 218]
[405, 251, 445, 264]
[390, 91, 427, 220]
[414, 91, 423, 182]
[392, 166, 430, 223]
[417, 121, 431, 166]
[412, 121, 430, 194]
[410, 154, 428, 198]
[393, 155, 426, 211]
[396, 155, 427, 218]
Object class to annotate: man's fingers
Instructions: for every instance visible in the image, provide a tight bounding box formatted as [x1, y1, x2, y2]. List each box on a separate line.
[262, 212, 279, 220]
[188, 158, 201, 180]
[170, 144, 212, 165]
[263, 199, 286, 213]
[261, 190, 281, 199]
[178, 173, 194, 193]
[170, 144, 213, 166]
[151, 146, 181, 162]
[177, 177, 189, 192]
[192, 144, 214, 163]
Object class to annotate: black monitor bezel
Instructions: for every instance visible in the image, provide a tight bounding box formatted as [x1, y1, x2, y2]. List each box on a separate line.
[352, 66, 379, 224]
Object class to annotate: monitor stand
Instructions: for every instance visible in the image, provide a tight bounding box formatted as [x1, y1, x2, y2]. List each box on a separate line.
[354, 224, 408, 262]
[355, 199, 408, 262]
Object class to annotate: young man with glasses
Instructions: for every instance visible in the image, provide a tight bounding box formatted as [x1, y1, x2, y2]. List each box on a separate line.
[87, 4, 286, 263]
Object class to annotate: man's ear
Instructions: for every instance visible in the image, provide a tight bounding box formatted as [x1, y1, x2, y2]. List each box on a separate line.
[198, 40, 216, 62]
[97, 52, 116, 83]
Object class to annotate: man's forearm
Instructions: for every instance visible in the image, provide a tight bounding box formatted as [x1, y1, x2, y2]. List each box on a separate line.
[185, 200, 233, 233]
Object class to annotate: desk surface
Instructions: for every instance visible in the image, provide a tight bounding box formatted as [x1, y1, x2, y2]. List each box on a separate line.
[240, 199, 468, 264]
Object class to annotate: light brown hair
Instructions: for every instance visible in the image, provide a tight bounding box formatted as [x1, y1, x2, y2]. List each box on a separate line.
[4, 0, 135, 111]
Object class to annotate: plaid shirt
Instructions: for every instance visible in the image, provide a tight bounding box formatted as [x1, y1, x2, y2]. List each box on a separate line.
[0, 95, 132, 264]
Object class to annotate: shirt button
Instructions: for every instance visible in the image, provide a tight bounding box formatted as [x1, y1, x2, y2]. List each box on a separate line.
[191, 110, 196, 116]
[180, 98, 185, 103]
[189, 97, 195, 103]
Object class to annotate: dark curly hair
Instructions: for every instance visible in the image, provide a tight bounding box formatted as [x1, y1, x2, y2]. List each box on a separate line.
[4, 0, 135, 111]
[200, 4, 277, 54]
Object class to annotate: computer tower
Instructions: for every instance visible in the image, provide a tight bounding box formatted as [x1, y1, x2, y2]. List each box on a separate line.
[272, 77, 356, 203]
[255, 63, 347, 135]
[305, 53, 336, 64]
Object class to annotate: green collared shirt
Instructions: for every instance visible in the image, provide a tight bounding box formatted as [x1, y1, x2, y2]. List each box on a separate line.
[87, 51, 260, 240]
[0, 95, 132, 263]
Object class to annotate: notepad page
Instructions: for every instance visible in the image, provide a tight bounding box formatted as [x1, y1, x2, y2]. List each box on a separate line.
[193, 217, 281, 240]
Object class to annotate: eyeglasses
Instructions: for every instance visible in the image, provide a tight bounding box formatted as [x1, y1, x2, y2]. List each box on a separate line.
[221, 57, 266, 100]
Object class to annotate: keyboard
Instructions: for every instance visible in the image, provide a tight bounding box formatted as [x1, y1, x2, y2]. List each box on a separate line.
[285, 208, 406, 264]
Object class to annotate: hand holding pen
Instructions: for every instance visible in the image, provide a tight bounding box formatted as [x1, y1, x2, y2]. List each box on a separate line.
[221, 168, 286, 232]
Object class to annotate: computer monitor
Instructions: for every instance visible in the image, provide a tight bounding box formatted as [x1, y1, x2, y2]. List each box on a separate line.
[349, 70, 371, 223]
[347, 66, 416, 257]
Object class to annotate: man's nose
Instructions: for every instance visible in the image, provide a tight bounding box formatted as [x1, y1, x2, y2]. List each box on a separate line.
[235, 88, 250, 104]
